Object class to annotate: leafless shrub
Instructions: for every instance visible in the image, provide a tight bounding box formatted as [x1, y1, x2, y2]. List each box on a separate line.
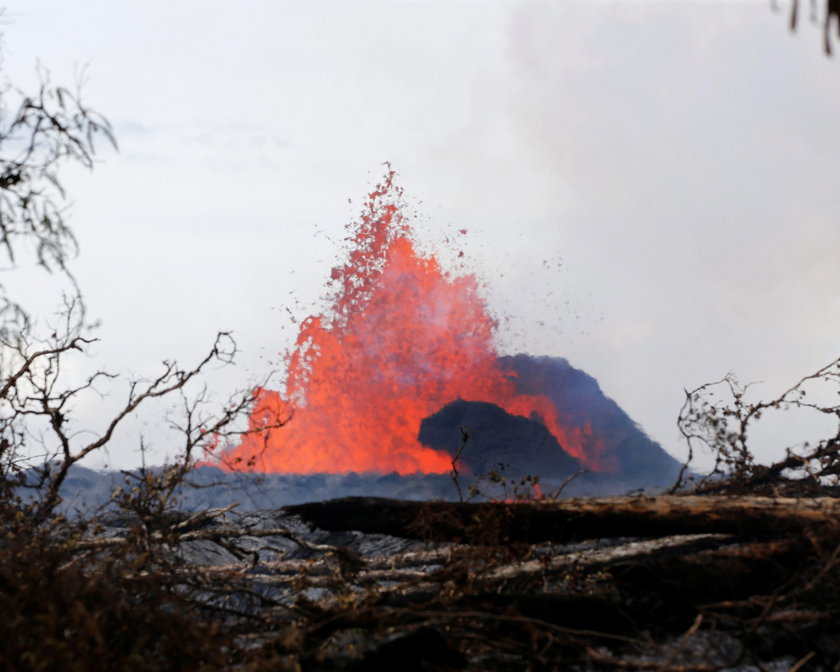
[674, 356, 840, 495]
[0, 45, 295, 672]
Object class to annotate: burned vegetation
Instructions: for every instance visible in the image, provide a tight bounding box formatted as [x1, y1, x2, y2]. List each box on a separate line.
[3, 357, 840, 671]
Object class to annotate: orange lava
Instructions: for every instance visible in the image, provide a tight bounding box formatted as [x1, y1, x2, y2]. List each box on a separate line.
[218, 170, 607, 474]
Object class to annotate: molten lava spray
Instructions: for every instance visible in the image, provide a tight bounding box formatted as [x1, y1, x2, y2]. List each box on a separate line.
[221, 170, 606, 474]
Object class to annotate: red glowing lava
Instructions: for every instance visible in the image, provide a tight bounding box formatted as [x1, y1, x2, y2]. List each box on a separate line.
[218, 170, 607, 474]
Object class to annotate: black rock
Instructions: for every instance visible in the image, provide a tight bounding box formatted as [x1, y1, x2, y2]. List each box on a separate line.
[418, 399, 582, 479]
[347, 626, 467, 672]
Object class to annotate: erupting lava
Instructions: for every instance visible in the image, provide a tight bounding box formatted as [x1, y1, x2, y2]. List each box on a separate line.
[219, 170, 606, 474]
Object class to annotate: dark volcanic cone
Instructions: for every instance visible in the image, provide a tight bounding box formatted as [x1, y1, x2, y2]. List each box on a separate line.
[418, 399, 582, 479]
[499, 354, 681, 486]
[419, 355, 681, 491]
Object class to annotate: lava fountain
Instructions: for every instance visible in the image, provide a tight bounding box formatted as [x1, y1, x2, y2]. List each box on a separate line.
[218, 169, 607, 474]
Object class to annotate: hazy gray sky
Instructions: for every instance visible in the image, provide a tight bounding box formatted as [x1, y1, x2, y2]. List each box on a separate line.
[3, 1, 838, 471]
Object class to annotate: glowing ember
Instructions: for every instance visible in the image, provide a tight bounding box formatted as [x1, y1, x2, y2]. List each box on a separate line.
[219, 169, 608, 474]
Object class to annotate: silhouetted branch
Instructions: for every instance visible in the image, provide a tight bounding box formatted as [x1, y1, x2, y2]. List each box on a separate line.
[786, 0, 840, 55]
[676, 356, 840, 494]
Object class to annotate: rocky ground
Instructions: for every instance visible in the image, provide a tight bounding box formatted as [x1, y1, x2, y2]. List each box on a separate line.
[87, 495, 840, 671]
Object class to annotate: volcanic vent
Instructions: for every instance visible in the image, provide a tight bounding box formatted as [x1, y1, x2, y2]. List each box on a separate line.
[213, 169, 679, 493]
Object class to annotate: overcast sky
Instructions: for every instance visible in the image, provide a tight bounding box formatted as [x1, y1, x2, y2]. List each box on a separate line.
[2, 1, 838, 471]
